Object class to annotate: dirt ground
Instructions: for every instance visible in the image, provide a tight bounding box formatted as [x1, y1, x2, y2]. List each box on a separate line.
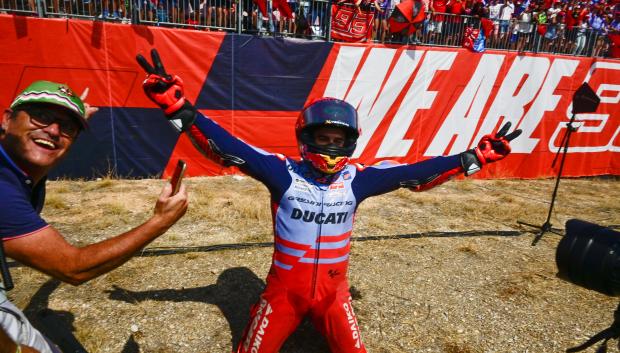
[6, 176, 620, 353]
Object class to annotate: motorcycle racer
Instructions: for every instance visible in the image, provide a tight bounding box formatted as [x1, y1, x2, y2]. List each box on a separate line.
[137, 49, 521, 353]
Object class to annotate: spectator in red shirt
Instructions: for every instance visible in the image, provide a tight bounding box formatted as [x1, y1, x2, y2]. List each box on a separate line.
[463, 0, 474, 15]
[564, 1, 580, 49]
[429, 0, 448, 43]
[543, 0, 554, 10]
[446, 0, 466, 44]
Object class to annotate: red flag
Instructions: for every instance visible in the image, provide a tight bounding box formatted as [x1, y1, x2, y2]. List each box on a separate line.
[462, 26, 479, 50]
[273, 0, 293, 19]
[463, 19, 493, 52]
[252, 0, 291, 21]
[388, 0, 425, 35]
[480, 18, 494, 37]
[537, 23, 547, 36]
[253, 0, 267, 16]
[330, 2, 376, 42]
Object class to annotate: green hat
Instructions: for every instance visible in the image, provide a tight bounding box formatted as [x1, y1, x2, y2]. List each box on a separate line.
[10, 80, 88, 129]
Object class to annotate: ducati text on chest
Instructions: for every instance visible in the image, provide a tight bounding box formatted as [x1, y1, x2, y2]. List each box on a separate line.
[290, 208, 349, 224]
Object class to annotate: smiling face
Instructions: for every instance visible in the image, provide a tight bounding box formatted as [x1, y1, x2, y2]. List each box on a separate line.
[1, 106, 79, 182]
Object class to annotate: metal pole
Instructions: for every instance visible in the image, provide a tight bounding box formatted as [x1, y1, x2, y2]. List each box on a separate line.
[37, 0, 46, 17]
[529, 114, 577, 246]
[326, 0, 332, 42]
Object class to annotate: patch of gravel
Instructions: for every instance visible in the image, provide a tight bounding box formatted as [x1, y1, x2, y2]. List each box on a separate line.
[7, 176, 620, 352]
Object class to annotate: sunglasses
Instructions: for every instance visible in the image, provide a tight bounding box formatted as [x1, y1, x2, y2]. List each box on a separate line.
[20, 106, 82, 138]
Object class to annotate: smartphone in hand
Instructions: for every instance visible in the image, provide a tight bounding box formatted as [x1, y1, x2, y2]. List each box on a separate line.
[170, 160, 187, 195]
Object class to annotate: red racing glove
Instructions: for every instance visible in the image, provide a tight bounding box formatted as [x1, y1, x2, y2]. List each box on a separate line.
[460, 122, 522, 176]
[136, 49, 196, 132]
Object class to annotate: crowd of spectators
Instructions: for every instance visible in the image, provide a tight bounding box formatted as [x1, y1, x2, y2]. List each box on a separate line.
[1, 0, 619, 56]
[405, 0, 620, 55]
[354, 0, 619, 56]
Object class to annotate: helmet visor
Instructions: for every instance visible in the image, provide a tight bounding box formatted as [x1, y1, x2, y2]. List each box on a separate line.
[301, 99, 359, 138]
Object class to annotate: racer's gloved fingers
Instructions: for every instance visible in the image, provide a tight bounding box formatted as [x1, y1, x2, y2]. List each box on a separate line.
[504, 128, 522, 142]
[461, 122, 522, 176]
[137, 49, 172, 79]
[137, 51, 170, 93]
[136, 49, 196, 132]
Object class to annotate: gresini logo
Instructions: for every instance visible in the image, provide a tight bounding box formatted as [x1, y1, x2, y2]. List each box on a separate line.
[287, 196, 354, 207]
[243, 298, 273, 352]
[323, 47, 619, 158]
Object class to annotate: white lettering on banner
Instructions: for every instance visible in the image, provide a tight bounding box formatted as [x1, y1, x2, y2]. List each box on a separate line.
[425, 54, 505, 156]
[325, 47, 619, 162]
[549, 61, 620, 153]
[549, 85, 620, 153]
[474, 56, 550, 148]
[324, 46, 367, 99]
[610, 127, 620, 152]
[341, 48, 398, 150]
[514, 59, 579, 153]
[352, 49, 425, 158]
[377, 51, 457, 157]
[347, 48, 398, 104]
[598, 83, 620, 152]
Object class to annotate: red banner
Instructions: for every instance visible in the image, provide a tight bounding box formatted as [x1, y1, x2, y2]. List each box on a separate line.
[306, 45, 620, 178]
[0, 15, 618, 179]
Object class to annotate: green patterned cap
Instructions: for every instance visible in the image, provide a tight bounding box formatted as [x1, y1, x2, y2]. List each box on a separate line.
[10, 80, 87, 128]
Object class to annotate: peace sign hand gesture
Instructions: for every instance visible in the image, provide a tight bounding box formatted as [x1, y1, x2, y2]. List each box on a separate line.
[461, 122, 522, 176]
[136, 49, 196, 132]
[475, 122, 522, 164]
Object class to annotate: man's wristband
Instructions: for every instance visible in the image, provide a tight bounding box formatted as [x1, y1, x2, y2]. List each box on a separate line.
[15, 344, 21, 353]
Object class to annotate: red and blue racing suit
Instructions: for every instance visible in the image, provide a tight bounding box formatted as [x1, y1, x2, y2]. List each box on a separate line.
[187, 113, 464, 353]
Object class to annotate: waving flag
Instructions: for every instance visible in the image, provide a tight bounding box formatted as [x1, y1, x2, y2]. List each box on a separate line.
[462, 18, 494, 52]
[388, 0, 425, 36]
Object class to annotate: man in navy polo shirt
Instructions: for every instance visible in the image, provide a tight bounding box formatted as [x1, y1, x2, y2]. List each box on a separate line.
[0, 81, 189, 353]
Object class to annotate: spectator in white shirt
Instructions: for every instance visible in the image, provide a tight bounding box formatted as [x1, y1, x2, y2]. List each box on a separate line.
[489, 0, 503, 41]
[498, 0, 515, 40]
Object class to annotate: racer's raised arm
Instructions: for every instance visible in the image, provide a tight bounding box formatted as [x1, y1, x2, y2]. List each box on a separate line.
[136, 49, 290, 189]
[352, 122, 522, 202]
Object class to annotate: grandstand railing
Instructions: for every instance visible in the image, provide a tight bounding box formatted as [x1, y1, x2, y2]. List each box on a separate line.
[0, 0, 613, 58]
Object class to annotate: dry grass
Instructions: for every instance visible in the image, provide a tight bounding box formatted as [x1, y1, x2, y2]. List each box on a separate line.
[44, 195, 69, 210]
[6, 176, 620, 353]
[82, 178, 115, 191]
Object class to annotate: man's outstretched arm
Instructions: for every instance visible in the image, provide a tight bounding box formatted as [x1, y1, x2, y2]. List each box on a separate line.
[3, 183, 187, 285]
